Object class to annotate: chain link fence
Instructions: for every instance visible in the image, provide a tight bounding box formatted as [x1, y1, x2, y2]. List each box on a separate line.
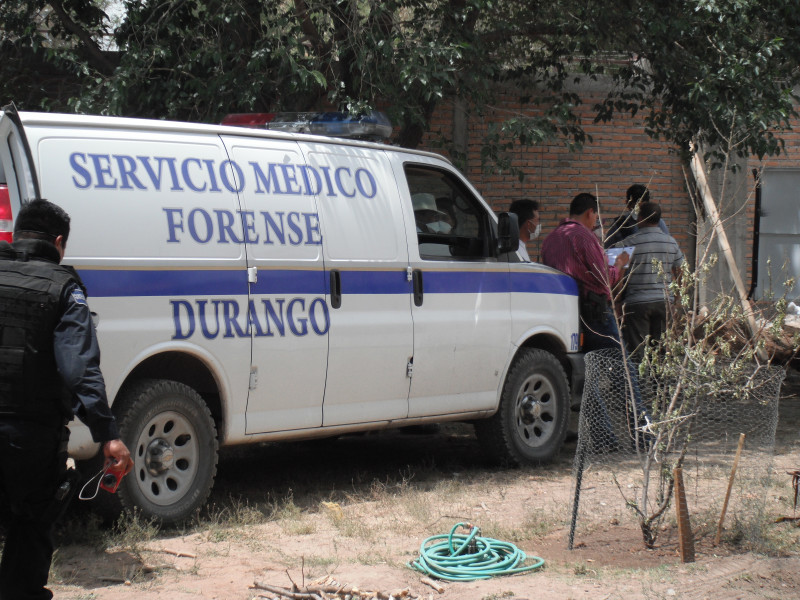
[569, 347, 784, 549]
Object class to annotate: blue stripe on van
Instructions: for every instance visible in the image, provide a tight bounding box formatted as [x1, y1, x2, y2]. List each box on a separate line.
[338, 270, 411, 294]
[424, 270, 509, 294]
[78, 269, 248, 297]
[510, 271, 579, 296]
[251, 270, 327, 295]
[77, 268, 578, 298]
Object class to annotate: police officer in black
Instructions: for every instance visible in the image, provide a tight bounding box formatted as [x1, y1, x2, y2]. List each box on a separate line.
[0, 199, 133, 599]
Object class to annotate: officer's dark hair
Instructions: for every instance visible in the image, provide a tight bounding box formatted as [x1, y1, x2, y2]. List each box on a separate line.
[626, 184, 650, 210]
[508, 199, 540, 226]
[14, 199, 70, 245]
[569, 193, 598, 217]
[638, 201, 661, 226]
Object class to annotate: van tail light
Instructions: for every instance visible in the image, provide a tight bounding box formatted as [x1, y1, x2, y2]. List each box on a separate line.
[0, 185, 12, 243]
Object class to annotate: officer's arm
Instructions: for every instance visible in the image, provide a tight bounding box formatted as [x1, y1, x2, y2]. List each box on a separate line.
[53, 283, 119, 443]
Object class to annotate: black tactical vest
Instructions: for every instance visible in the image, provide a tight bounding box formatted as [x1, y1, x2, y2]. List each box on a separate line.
[0, 244, 76, 420]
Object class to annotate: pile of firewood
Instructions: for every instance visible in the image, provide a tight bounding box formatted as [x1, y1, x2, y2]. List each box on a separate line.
[684, 305, 800, 366]
[252, 574, 444, 600]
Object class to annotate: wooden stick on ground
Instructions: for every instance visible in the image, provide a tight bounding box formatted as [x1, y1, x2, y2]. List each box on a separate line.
[420, 577, 444, 593]
[715, 433, 746, 546]
[673, 466, 695, 563]
[252, 583, 321, 600]
[159, 548, 197, 558]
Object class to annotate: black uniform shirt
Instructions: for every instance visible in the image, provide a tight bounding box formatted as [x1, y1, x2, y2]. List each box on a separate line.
[54, 281, 119, 443]
[1, 239, 120, 440]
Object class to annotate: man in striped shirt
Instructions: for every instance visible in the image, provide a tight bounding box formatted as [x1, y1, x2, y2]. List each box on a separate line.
[604, 184, 670, 249]
[617, 201, 684, 358]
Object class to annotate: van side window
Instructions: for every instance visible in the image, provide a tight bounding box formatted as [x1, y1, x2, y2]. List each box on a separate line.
[405, 165, 492, 260]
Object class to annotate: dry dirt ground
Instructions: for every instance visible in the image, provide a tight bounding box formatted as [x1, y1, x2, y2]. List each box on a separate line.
[46, 370, 800, 600]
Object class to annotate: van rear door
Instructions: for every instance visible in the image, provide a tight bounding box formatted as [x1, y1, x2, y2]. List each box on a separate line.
[0, 106, 39, 217]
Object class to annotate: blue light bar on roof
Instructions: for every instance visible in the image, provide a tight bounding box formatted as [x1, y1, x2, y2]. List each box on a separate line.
[221, 111, 393, 141]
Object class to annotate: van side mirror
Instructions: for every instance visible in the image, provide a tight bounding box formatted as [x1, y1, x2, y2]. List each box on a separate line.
[497, 212, 519, 254]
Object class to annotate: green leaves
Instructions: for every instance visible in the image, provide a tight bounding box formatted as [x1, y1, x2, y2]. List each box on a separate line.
[2, 0, 799, 166]
[606, 0, 800, 165]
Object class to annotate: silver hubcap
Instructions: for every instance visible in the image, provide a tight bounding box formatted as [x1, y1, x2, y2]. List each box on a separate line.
[146, 439, 175, 475]
[515, 374, 557, 448]
[134, 410, 200, 506]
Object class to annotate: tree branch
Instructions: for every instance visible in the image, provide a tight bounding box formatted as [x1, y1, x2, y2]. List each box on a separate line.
[48, 0, 116, 74]
[293, 0, 329, 57]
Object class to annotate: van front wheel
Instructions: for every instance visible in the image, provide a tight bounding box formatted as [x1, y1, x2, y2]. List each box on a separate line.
[475, 349, 569, 466]
[114, 379, 218, 524]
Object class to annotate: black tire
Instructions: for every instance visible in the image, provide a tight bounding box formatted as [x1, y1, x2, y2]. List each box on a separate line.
[111, 379, 218, 524]
[475, 349, 570, 466]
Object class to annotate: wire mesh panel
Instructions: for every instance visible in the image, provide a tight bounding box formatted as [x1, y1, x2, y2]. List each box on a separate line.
[569, 347, 783, 549]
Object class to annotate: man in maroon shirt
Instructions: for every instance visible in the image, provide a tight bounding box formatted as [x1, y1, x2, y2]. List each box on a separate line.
[541, 192, 629, 350]
[542, 193, 650, 452]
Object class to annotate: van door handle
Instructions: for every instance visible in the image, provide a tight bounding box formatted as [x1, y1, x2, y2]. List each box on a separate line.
[412, 269, 423, 307]
[330, 270, 342, 309]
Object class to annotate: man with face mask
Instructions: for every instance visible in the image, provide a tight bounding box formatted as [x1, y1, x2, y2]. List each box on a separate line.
[412, 193, 453, 234]
[508, 199, 540, 262]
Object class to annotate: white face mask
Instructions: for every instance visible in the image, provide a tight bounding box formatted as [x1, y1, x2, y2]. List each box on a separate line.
[531, 222, 541, 240]
[426, 221, 452, 234]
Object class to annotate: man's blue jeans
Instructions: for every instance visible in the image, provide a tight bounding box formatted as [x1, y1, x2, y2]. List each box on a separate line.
[582, 309, 650, 451]
[583, 307, 622, 352]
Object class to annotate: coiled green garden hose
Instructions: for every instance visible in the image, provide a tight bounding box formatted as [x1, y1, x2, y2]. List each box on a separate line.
[409, 522, 545, 582]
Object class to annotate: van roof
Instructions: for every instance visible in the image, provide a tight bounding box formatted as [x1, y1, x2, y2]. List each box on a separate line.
[11, 111, 451, 164]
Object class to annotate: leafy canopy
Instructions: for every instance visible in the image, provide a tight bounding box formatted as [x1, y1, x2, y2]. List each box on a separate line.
[2, 0, 799, 163]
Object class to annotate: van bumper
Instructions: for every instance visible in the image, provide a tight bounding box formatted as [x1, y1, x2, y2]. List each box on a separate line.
[566, 352, 585, 408]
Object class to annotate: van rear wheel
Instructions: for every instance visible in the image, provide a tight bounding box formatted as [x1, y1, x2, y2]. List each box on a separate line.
[475, 349, 569, 465]
[113, 379, 218, 524]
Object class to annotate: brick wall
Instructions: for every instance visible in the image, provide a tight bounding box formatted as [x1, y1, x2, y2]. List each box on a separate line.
[418, 84, 800, 290]
[420, 88, 694, 263]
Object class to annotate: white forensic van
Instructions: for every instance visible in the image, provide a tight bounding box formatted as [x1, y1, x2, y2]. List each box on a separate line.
[0, 106, 583, 523]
